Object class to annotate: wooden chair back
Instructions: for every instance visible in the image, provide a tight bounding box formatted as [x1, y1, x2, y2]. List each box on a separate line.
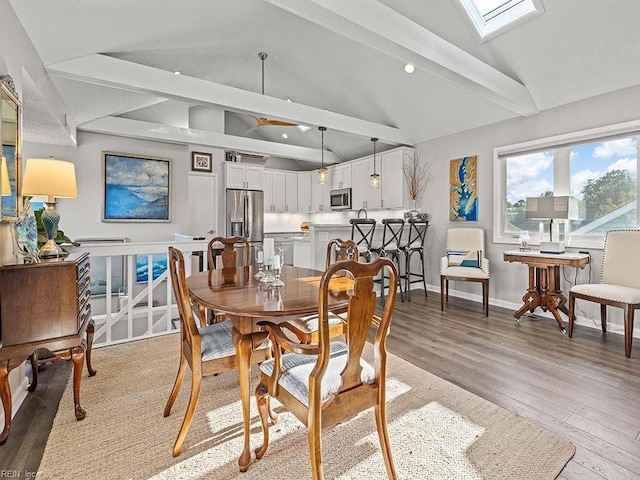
[168, 247, 200, 357]
[326, 238, 360, 268]
[207, 236, 250, 270]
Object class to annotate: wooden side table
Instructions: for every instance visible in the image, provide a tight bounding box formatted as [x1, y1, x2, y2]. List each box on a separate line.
[0, 252, 96, 445]
[503, 250, 589, 332]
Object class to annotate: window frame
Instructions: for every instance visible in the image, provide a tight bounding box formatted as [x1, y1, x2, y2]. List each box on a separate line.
[493, 119, 640, 249]
[455, 0, 544, 43]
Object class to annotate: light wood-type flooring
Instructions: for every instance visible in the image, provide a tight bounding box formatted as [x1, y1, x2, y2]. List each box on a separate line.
[1, 292, 639, 479]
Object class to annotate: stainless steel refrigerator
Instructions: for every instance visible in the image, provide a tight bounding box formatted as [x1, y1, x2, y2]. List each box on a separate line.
[226, 189, 264, 265]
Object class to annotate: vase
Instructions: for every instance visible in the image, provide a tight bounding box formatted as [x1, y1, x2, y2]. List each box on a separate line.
[408, 199, 420, 218]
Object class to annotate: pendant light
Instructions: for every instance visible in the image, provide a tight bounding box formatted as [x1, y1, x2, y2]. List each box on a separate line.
[370, 137, 380, 189]
[317, 126, 328, 184]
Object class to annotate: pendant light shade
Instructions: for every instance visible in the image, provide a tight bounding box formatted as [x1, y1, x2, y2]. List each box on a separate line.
[317, 126, 328, 184]
[370, 137, 380, 189]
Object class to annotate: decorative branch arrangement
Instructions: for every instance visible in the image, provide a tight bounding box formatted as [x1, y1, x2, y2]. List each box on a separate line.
[403, 151, 434, 201]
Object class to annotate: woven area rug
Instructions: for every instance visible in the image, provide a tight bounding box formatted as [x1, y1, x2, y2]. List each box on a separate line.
[37, 334, 574, 479]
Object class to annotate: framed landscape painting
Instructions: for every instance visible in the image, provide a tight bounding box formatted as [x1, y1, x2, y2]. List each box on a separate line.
[449, 155, 478, 221]
[102, 152, 171, 222]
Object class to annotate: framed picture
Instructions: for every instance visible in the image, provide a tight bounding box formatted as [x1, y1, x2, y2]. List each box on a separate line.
[449, 155, 478, 221]
[191, 151, 212, 172]
[102, 151, 171, 222]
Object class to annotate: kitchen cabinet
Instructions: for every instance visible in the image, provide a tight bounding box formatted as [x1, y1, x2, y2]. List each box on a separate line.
[351, 157, 381, 210]
[297, 172, 312, 213]
[262, 170, 286, 212]
[380, 149, 406, 209]
[331, 163, 352, 190]
[267, 233, 295, 265]
[312, 168, 331, 212]
[225, 163, 263, 190]
[285, 172, 298, 212]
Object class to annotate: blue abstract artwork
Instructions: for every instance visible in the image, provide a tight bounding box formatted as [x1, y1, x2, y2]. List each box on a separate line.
[136, 253, 168, 283]
[103, 152, 171, 222]
[449, 155, 478, 221]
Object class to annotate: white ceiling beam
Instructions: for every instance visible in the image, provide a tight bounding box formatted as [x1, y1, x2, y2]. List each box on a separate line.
[264, 0, 539, 116]
[47, 54, 412, 146]
[79, 116, 341, 164]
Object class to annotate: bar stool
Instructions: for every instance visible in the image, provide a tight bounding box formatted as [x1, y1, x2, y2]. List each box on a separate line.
[350, 218, 376, 262]
[400, 218, 429, 301]
[371, 218, 405, 302]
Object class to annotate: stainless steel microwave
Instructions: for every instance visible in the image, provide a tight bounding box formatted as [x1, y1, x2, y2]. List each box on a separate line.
[330, 188, 352, 210]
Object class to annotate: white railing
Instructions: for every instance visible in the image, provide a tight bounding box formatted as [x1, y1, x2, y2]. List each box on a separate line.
[69, 239, 209, 348]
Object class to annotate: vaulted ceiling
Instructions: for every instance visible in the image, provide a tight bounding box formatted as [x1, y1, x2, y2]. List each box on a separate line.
[9, 0, 640, 164]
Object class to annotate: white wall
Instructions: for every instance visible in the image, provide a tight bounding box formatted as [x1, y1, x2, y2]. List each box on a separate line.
[416, 82, 640, 336]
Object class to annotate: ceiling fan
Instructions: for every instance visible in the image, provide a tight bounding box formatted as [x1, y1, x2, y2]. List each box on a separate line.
[245, 52, 299, 135]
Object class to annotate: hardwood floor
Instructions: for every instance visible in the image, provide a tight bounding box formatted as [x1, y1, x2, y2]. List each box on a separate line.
[1, 292, 639, 479]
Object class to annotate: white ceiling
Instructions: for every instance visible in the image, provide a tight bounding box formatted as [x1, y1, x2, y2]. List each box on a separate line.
[9, 0, 640, 163]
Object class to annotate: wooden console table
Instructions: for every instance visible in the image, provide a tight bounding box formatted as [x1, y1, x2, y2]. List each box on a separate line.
[503, 250, 590, 333]
[0, 252, 96, 445]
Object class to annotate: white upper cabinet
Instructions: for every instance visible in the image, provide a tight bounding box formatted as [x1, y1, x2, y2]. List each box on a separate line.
[225, 163, 264, 190]
[285, 172, 298, 213]
[331, 163, 352, 190]
[351, 156, 381, 210]
[312, 169, 331, 212]
[262, 170, 286, 212]
[297, 172, 312, 213]
[380, 149, 406, 209]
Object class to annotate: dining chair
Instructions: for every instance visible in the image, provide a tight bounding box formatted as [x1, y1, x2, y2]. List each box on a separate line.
[371, 218, 405, 302]
[400, 218, 429, 301]
[568, 229, 640, 357]
[286, 239, 359, 344]
[205, 236, 250, 324]
[164, 246, 270, 457]
[255, 257, 399, 480]
[350, 218, 376, 262]
[440, 227, 489, 316]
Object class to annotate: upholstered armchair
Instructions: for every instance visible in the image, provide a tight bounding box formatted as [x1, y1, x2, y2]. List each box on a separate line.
[568, 229, 640, 358]
[440, 228, 490, 316]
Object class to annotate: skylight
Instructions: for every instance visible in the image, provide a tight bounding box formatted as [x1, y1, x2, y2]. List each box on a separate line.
[457, 0, 544, 41]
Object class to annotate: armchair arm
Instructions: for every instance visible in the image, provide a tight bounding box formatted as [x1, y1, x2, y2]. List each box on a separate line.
[440, 256, 448, 274]
[481, 257, 490, 276]
[257, 321, 321, 355]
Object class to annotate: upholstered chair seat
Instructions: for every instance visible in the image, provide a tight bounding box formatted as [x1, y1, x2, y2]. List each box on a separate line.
[569, 229, 640, 358]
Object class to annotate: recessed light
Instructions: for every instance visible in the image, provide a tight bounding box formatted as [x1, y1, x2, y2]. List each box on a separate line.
[174, 71, 181, 75]
[403, 63, 415, 74]
[282, 133, 288, 139]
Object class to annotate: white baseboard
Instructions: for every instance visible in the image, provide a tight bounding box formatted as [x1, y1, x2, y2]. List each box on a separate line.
[421, 283, 640, 339]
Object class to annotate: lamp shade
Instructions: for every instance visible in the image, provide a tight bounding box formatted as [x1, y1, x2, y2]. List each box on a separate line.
[22, 157, 78, 199]
[525, 196, 578, 220]
[1, 156, 10, 196]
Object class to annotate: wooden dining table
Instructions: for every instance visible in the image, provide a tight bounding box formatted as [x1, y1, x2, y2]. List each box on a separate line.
[187, 265, 352, 472]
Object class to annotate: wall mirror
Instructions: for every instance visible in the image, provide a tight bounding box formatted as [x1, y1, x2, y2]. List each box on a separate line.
[1, 75, 21, 220]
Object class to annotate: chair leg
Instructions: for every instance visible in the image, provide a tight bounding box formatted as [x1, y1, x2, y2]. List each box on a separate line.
[600, 304, 607, 333]
[308, 411, 324, 480]
[374, 402, 397, 479]
[568, 294, 576, 338]
[420, 250, 427, 298]
[624, 305, 634, 358]
[483, 280, 489, 317]
[164, 355, 187, 417]
[394, 252, 404, 303]
[440, 276, 445, 311]
[255, 382, 271, 459]
[172, 368, 202, 457]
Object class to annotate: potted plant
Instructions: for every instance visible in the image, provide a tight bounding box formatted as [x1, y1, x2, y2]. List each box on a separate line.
[402, 151, 433, 219]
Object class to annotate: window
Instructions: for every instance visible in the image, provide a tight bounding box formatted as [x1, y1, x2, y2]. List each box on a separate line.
[457, 0, 544, 41]
[494, 121, 640, 248]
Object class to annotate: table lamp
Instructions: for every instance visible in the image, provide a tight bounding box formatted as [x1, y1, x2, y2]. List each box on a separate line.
[1, 156, 10, 196]
[525, 195, 578, 254]
[21, 157, 77, 257]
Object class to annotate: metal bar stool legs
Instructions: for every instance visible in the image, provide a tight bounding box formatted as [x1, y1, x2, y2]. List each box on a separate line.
[404, 247, 428, 302]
